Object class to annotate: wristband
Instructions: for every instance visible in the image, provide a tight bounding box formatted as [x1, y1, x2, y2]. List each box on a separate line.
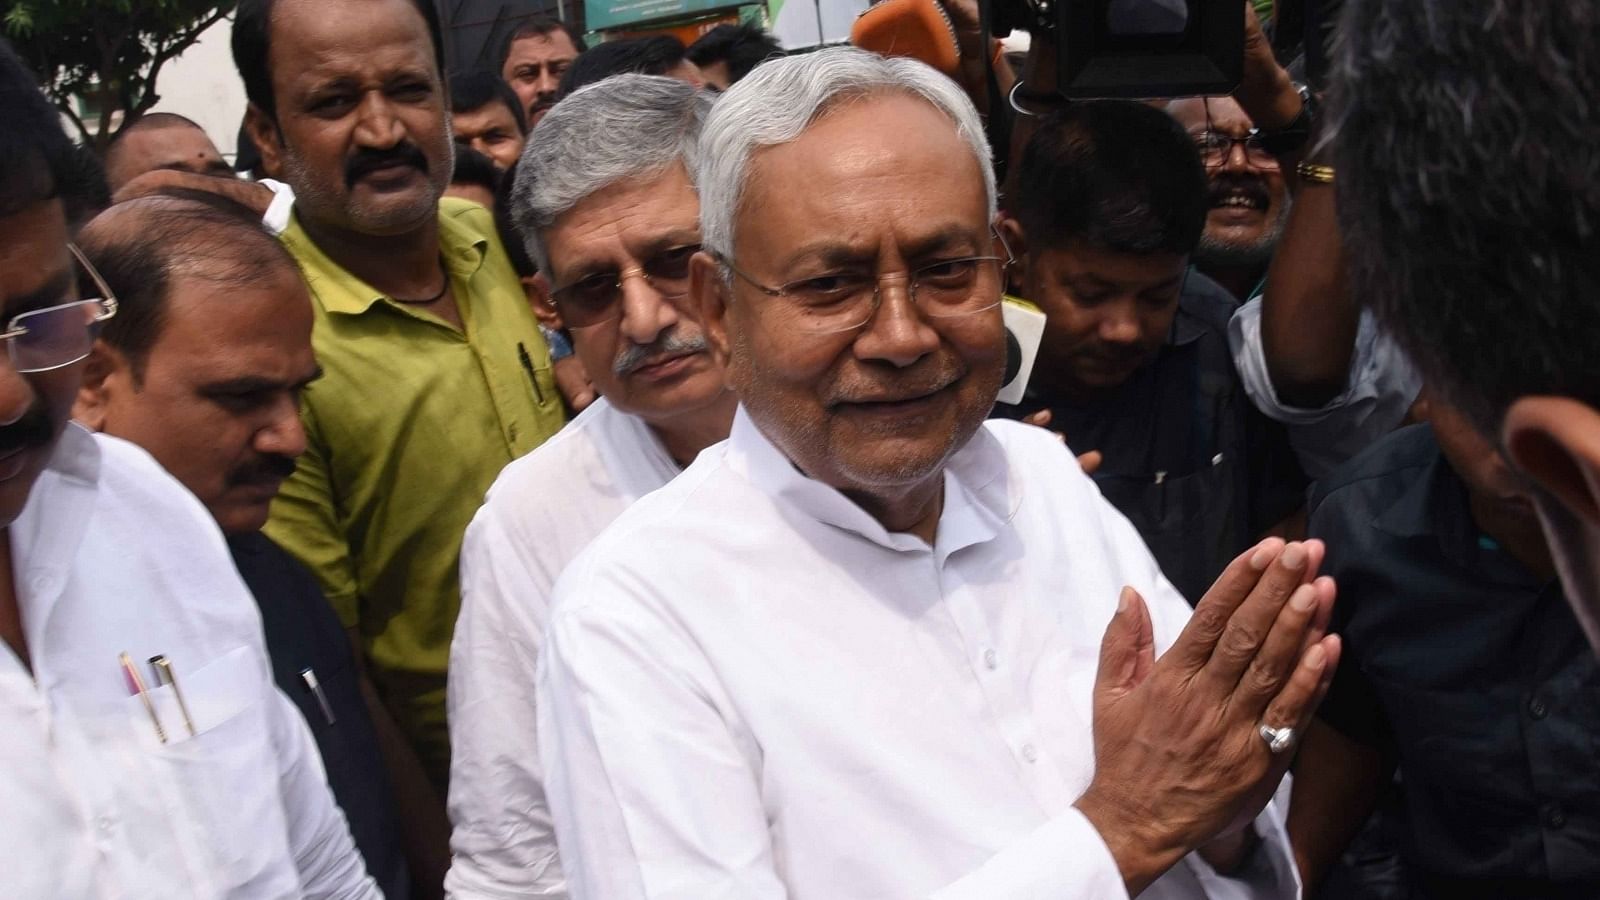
[1295, 162, 1335, 184]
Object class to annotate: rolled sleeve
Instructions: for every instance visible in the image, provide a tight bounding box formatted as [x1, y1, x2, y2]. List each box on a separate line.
[1227, 296, 1422, 478]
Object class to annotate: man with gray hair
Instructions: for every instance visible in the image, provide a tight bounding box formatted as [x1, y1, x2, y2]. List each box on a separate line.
[536, 47, 1337, 899]
[444, 74, 736, 899]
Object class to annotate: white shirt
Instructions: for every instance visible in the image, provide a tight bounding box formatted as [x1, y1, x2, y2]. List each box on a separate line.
[537, 410, 1301, 900]
[3, 426, 379, 900]
[447, 398, 680, 899]
[1228, 297, 1422, 479]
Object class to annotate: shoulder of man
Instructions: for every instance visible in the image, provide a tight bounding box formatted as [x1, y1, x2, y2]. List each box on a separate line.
[1176, 268, 1242, 336]
[1307, 423, 1438, 520]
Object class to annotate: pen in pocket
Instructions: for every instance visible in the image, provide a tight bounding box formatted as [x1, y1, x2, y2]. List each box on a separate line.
[517, 341, 547, 404]
[301, 668, 337, 726]
[149, 654, 197, 737]
[120, 651, 166, 744]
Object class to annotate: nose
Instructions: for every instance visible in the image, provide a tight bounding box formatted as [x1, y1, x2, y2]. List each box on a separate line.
[616, 269, 680, 348]
[1097, 298, 1143, 346]
[535, 69, 561, 100]
[853, 278, 940, 368]
[1222, 137, 1251, 172]
[254, 396, 308, 460]
[353, 92, 405, 149]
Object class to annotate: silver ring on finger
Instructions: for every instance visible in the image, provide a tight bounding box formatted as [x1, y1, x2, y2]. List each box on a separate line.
[1258, 722, 1297, 754]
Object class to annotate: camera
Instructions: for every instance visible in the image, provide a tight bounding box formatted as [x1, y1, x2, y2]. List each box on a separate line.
[990, 0, 1243, 98]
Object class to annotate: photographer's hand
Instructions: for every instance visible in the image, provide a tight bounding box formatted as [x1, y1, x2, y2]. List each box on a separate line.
[936, 0, 1015, 115]
[1234, 2, 1301, 131]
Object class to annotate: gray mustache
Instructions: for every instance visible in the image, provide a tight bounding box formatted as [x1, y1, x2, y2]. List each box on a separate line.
[613, 331, 709, 377]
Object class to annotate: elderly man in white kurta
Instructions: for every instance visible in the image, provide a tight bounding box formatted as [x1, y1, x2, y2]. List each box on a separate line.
[537, 47, 1342, 900]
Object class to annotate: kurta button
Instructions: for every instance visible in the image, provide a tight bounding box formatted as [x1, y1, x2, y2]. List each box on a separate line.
[97, 816, 114, 834]
[982, 649, 998, 670]
[1543, 802, 1566, 829]
[1528, 696, 1549, 719]
[1021, 743, 1038, 763]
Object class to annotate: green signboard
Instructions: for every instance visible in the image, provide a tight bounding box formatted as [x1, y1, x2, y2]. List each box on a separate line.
[585, 0, 736, 30]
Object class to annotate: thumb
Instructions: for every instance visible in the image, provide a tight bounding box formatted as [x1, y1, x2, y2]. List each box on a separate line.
[1095, 586, 1156, 703]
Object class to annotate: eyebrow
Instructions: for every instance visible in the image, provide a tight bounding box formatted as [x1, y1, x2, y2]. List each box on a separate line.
[557, 229, 702, 282]
[777, 225, 983, 272]
[200, 366, 324, 396]
[4, 267, 75, 322]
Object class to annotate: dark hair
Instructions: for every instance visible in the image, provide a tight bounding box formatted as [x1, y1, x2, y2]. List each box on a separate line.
[0, 39, 77, 218]
[1331, 0, 1600, 435]
[498, 15, 588, 72]
[557, 36, 688, 99]
[233, 0, 447, 119]
[685, 24, 784, 84]
[494, 158, 536, 277]
[450, 68, 528, 134]
[80, 190, 300, 381]
[450, 146, 502, 197]
[1012, 100, 1207, 257]
[61, 143, 112, 232]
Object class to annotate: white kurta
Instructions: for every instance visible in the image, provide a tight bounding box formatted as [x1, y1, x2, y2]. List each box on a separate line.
[447, 398, 680, 899]
[538, 409, 1301, 900]
[2, 425, 378, 900]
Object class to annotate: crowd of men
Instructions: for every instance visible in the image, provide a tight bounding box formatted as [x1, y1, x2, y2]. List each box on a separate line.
[2, 0, 1597, 898]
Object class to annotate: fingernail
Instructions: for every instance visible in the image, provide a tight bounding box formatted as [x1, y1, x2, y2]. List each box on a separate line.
[1249, 543, 1275, 571]
[1280, 542, 1306, 570]
[1118, 586, 1133, 613]
[1305, 643, 1327, 671]
[1291, 584, 1316, 612]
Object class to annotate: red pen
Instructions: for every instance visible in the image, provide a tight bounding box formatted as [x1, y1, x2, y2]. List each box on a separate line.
[120, 651, 166, 744]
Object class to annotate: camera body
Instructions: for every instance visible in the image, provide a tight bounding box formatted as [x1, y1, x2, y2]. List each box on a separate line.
[992, 0, 1242, 98]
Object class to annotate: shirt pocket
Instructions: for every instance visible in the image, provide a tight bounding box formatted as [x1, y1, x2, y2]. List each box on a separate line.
[124, 645, 292, 891]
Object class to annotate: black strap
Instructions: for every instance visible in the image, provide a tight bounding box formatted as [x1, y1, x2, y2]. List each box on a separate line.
[978, 0, 1013, 189]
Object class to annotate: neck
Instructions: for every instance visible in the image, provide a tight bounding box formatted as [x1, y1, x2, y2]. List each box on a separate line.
[648, 390, 739, 469]
[298, 211, 443, 299]
[845, 474, 947, 546]
[0, 531, 29, 672]
[1195, 261, 1266, 302]
[1470, 491, 1557, 581]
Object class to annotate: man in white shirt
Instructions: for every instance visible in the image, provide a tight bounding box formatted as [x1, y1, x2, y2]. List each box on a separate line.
[0, 41, 378, 900]
[446, 75, 737, 899]
[536, 47, 1341, 899]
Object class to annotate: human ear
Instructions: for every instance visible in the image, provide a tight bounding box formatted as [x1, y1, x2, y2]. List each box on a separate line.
[997, 215, 1029, 296]
[71, 341, 124, 432]
[244, 102, 286, 180]
[1503, 395, 1600, 525]
[691, 250, 733, 373]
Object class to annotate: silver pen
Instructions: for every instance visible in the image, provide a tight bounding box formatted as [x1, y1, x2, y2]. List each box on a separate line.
[300, 668, 337, 725]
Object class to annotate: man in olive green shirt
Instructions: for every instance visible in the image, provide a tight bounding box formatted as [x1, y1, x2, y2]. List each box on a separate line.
[235, 0, 565, 789]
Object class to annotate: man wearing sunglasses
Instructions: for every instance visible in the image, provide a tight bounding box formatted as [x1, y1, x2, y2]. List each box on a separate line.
[535, 47, 1338, 899]
[445, 74, 736, 899]
[0, 41, 377, 898]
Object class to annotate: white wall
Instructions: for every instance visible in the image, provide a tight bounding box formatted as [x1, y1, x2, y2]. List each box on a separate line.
[151, 16, 247, 160]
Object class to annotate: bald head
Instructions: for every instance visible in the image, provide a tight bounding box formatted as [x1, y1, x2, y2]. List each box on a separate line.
[77, 192, 301, 379]
[102, 114, 233, 192]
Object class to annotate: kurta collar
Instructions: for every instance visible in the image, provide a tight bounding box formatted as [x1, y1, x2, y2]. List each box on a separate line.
[724, 406, 1018, 558]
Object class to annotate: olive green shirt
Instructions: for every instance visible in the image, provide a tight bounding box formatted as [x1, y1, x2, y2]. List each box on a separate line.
[266, 198, 565, 785]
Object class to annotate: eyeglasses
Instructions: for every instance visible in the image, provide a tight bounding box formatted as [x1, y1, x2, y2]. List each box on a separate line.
[549, 243, 701, 329]
[1193, 130, 1279, 171]
[1, 243, 119, 374]
[719, 242, 1012, 335]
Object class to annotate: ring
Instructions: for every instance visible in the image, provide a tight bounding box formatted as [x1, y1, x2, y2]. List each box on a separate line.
[1258, 723, 1297, 754]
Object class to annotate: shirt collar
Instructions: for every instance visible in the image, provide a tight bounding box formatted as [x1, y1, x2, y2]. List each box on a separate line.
[44, 421, 101, 485]
[723, 406, 1018, 558]
[280, 205, 489, 317]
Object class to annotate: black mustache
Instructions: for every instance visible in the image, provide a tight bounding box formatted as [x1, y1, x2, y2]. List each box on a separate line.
[0, 401, 54, 456]
[227, 453, 298, 488]
[345, 144, 429, 186]
[1207, 172, 1271, 208]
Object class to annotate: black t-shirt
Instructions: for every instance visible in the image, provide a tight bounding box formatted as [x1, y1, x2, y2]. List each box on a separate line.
[228, 532, 410, 900]
[1310, 424, 1600, 898]
[996, 270, 1306, 604]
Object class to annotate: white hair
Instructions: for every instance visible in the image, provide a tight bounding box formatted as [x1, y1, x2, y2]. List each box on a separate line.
[697, 45, 996, 261]
[509, 74, 714, 273]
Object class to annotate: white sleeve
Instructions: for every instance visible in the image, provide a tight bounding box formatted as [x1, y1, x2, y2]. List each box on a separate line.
[272, 689, 383, 899]
[1227, 296, 1422, 478]
[445, 505, 567, 899]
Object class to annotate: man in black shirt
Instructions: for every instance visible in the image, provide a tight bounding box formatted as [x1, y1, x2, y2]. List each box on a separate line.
[997, 100, 1305, 603]
[71, 191, 448, 898]
[1289, 392, 1600, 898]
